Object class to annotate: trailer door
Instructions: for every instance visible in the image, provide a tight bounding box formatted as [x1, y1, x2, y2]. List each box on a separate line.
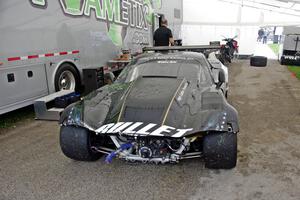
[0, 64, 49, 114]
[153, 13, 162, 32]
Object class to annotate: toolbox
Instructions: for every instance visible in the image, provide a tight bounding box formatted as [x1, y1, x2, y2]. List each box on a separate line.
[83, 67, 104, 95]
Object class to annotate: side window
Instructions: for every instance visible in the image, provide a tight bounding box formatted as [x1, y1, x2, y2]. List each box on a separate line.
[199, 57, 210, 68]
[200, 68, 207, 83]
[198, 58, 214, 84]
[198, 64, 213, 84]
[128, 67, 139, 82]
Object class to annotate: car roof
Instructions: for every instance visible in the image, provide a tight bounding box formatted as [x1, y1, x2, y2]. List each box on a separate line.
[124, 51, 213, 82]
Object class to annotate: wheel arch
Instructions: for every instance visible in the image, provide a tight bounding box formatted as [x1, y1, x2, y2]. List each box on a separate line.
[224, 105, 239, 133]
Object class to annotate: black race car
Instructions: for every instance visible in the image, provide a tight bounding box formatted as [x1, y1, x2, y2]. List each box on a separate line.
[59, 51, 239, 169]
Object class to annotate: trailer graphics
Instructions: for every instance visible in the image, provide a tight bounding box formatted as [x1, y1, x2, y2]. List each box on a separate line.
[30, 0, 159, 46]
[31, 0, 162, 24]
[0, 0, 181, 115]
[60, 0, 149, 30]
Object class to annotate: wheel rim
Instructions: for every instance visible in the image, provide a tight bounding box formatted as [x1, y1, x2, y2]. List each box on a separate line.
[58, 70, 76, 90]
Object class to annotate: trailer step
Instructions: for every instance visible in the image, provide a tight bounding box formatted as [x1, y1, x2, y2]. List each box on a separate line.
[48, 108, 65, 112]
[34, 90, 74, 121]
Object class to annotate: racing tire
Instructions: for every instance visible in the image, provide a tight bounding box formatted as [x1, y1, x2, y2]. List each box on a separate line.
[60, 126, 102, 161]
[54, 63, 81, 92]
[250, 56, 267, 67]
[203, 132, 237, 169]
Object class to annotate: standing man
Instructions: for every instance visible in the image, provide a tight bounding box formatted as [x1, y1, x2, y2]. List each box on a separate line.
[263, 31, 268, 44]
[153, 18, 174, 46]
[257, 28, 264, 42]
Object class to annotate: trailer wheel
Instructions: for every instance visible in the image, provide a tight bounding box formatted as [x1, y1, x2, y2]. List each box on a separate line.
[60, 126, 102, 161]
[203, 132, 237, 169]
[55, 63, 80, 91]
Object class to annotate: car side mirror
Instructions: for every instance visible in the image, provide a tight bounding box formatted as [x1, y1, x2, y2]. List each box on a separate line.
[216, 70, 225, 89]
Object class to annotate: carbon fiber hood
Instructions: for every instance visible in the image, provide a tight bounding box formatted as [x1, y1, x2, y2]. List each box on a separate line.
[119, 77, 183, 124]
[60, 77, 239, 137]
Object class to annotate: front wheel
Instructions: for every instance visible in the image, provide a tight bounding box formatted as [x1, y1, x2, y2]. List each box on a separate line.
[203, 132, 237, 169]
[60, 126, 102, 161]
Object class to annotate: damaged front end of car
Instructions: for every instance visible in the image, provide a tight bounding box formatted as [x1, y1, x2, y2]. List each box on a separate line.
[59, 75, 239, 165]
[60, 102, 238, 164]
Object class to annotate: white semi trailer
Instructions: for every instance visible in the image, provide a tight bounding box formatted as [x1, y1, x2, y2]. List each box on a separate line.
[279, 26, 300, 65]
[0, 0, 183, 114]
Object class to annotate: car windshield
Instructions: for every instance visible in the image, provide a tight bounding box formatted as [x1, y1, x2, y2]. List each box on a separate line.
[116, 59, 212, 84]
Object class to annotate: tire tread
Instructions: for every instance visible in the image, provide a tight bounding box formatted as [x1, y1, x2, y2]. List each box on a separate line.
[60, 126, 101, 161]
[203, 132, 237, 169]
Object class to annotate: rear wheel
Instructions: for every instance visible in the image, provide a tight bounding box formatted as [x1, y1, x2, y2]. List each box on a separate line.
[203, 132, 237, 169]
[55, 63, 80, 91]
[60, 126, 102, 161]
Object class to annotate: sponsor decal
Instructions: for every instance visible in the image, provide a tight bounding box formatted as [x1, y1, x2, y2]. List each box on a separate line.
[176, 82, 188, 102]
[60, 0, 149, 30]
[29, 0, 158, 30]
[31, 0, 46, 6]
[95, 122, 193, 138]
[283, 55, 300, 60]
[29, 0, 161, 46]
[157, 60, 177, 64]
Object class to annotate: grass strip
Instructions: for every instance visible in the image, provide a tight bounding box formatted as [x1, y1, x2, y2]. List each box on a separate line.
[288, 66, 300, 79]
[268, 44, 300, 80]
[268, 44, 279, 55]
[0, 106, 34, 130]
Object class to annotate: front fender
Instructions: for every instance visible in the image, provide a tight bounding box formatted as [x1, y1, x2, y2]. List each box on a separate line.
[59, 101, 84, 126]
[224, 104, 239, 133]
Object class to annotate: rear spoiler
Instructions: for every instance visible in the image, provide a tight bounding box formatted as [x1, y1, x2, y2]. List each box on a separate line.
[143, 45, 221, 52]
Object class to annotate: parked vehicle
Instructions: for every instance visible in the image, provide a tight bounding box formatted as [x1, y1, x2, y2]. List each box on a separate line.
[0, 0, 182, 114]
[59, 50, 239, 169]
[219, 36, 239, 64]
[279, 26, 300, 65]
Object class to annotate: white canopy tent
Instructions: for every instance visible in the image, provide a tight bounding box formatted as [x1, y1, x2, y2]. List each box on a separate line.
[181, 0, 300, 55]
